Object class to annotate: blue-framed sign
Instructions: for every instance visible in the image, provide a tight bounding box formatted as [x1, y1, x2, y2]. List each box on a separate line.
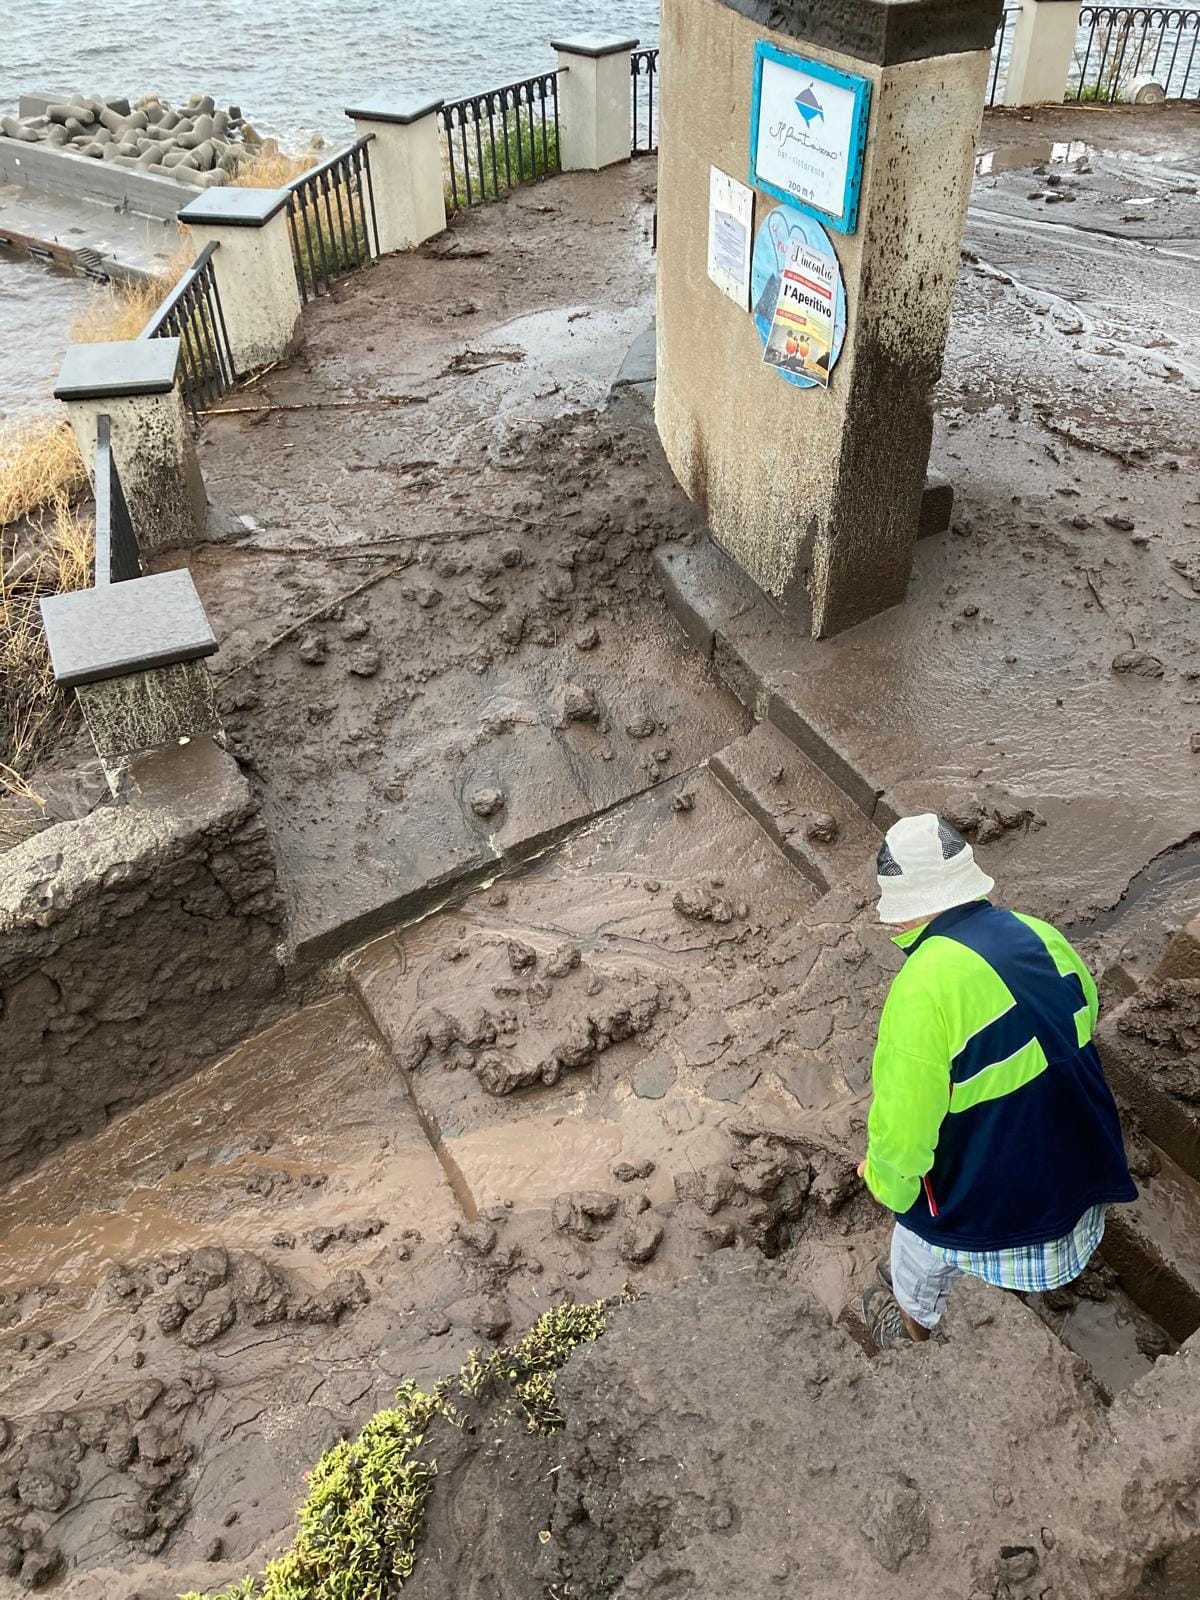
[749, 42, 871, 235]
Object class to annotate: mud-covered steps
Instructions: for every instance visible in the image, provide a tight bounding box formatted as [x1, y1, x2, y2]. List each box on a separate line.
[708, 720, 880, 893]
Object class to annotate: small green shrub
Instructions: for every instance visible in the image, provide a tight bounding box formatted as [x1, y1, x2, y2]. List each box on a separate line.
[179, 1295, 623, 1600]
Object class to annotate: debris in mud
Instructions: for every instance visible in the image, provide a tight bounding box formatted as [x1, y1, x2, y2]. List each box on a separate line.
[672, 789, 695, 813]
[575, 625, 601, 650]
[804, 812, 839, 843]
[672, 886, 744, 923]
[442, 347, 525, 377]
[941, 796, 1046, 843]
[298, 632, 328, 665]
[348, 647, 382, 677]
[470, 787, 506, 818]
[553, 682, 602, 727]
[1111, 649, 1165, 678]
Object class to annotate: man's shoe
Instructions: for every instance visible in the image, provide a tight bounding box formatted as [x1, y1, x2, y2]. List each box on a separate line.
[862, 1284, 913, 1351]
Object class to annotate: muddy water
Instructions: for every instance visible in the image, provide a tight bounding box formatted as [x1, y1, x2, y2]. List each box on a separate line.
[0, 995, 459, 1293]
[974, 139, 1092, 176]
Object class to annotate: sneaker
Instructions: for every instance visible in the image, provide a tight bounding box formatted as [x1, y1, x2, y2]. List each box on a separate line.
[862, 1283, 913, 1351]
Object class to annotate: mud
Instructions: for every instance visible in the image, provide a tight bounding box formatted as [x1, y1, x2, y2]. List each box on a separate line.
[2, 112, 1200, 1596]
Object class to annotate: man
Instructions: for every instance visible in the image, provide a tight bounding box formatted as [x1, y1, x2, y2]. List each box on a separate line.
[859, 813, 1136, 1349]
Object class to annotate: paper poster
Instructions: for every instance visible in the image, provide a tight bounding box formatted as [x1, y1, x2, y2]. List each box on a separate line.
[749, 43, 871, 235]
[707, 167, 754, 308]
[751, 204, 846, 392]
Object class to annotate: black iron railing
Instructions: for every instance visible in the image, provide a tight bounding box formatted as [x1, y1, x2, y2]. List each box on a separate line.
[439, 72, 561, 210]
[632, 48, 660, 154]
[987, 6, 1023, 105]
[1073, 6, 1200, 99]
[285, 135, 380, 303]
[140, 241, 235, 419]
[94, 414, 141, 586]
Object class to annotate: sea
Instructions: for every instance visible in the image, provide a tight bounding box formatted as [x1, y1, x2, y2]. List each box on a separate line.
[0, 0, 661, 422]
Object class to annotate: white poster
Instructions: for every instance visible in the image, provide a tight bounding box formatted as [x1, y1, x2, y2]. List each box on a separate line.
[707, 166, 754, 309]
[751, 46, 870, 233]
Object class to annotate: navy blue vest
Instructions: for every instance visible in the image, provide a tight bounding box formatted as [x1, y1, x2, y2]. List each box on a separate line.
[898, 903, 1136, 1251]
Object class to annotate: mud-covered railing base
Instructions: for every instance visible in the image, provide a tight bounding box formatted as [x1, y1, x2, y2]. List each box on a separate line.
[439, 71, 561, 209]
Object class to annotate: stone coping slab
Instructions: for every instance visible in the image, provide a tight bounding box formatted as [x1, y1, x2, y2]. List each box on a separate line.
[716, 0, 1005, 66]
[344, 96, 445, 125]
[40, 569, 218, 688]
[178, 184, 290, 227]
[54, 336, 180, 401]
[551, 35, 642, 57]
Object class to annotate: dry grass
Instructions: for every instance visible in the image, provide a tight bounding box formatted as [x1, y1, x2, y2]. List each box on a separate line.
[70, 236, 197, 346]
[0, 416, 87, 531]
[1, 504, 93, 799]
[231, 147, 317, 189]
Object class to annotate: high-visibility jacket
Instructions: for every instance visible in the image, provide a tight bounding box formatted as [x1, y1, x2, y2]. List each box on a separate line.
[865, 900, 1136, 1250]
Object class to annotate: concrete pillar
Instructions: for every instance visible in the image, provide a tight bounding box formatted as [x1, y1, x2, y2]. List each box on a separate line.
[656, 0, 1001, 637]
[39, 569, 220, 790]
[344, 98, 447, 252]
[552, 34, 639, 171]
[1004, 1, 1080, 107]
[177, 187, 302, 374]
[54, 337, 206, 553]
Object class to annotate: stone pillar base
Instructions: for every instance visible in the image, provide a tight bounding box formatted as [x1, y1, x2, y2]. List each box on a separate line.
[553, 35, 639, 171]
[55, 337, 206, 554]
[76, 661, 220, 791]
[1004, 0, 1079, 107]
[179, 187, 303, 375]
[345, 99, 447, 251]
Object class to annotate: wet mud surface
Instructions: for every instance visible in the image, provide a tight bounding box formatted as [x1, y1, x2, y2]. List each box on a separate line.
[3, 113, 1200, 1594]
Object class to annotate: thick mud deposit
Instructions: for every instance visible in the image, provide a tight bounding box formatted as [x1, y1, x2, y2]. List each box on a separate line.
[1, 116, 1199, 1597]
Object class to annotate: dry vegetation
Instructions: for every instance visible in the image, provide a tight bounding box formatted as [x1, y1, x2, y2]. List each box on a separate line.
[1, 504, 93, 825]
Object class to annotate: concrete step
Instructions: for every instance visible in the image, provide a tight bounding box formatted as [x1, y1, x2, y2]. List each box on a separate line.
[709, 720, 881, 894]
[1103, 1146, 1200, 1346]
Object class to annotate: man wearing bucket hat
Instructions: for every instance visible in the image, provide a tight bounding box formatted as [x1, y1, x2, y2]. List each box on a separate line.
[859, 814, 1136, 1350]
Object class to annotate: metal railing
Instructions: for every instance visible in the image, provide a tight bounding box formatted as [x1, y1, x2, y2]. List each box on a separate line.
[140, 241, 235, 419]
[285, 135, 380, 304]
[94, 415, 141, 586]
[987, 6, 1023, 105]
[439, 72, 561, 210]
[1073, 6, 1200, 99]
[632, 48, 660, 154]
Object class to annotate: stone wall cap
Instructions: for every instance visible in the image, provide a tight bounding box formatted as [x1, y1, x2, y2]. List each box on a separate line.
[178, 185, 290, 226]
[717, 0, 1005, 67]
[344, 95, 445, 125]
[40, 570, 218, 689]
[551, 34, 641, 58]
[55, 337, 181, 401]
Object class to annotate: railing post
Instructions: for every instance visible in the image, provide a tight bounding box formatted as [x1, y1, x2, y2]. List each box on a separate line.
[343, 98, 447, 251]
[54, 337, 207, 552]
[1004, 0, 1081, 105]
[552, 34, 640, 171]
[177, 187, 303, 374]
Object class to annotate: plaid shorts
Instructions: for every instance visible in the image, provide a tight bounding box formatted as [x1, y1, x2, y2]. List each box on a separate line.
[891, 1205, 1107, 1329]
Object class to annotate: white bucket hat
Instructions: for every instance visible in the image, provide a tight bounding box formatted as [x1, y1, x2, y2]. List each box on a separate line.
[876, 813, 995, 925]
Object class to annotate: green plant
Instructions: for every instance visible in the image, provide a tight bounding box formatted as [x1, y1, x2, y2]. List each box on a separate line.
[179, 1295, 624, 1600]
[445, 108, 560, 209]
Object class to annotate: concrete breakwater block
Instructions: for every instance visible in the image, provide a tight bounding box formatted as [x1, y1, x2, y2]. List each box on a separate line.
[0, 88, 260, 189]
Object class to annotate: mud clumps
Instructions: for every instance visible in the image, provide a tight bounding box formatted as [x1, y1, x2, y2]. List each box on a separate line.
[673, 885, 748, 923]
[106, 1245, 370, 1346]
[942, 794, 1046, 845]
[399, 936, 672, 1099]
[1111, 649, 1165, 678]
[860, 1477, 930, 1572]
